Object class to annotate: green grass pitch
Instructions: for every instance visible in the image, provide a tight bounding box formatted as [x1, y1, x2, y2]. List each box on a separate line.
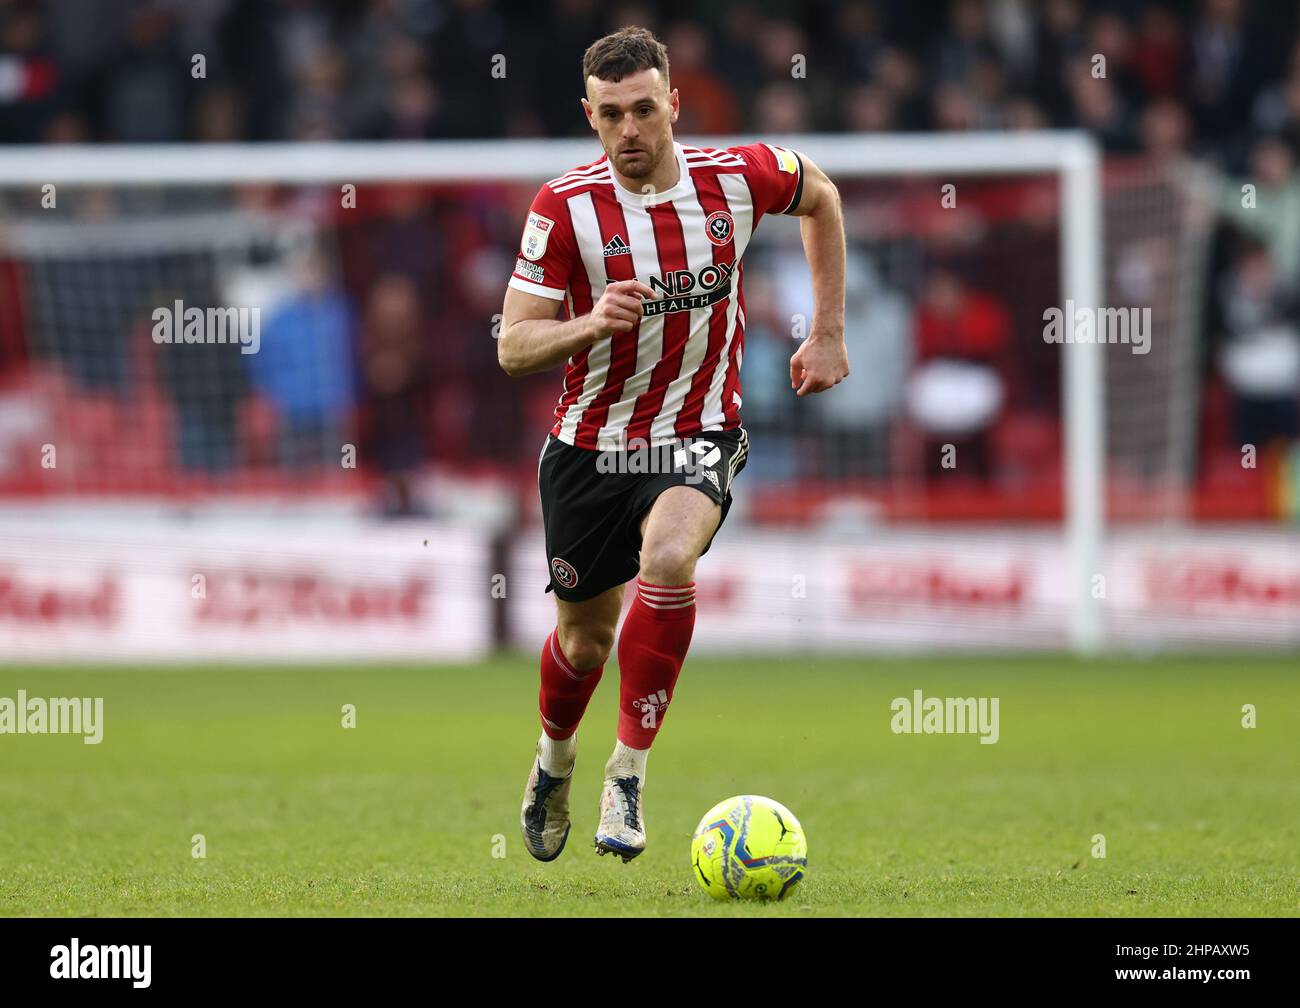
[0, 654, 1295, 917]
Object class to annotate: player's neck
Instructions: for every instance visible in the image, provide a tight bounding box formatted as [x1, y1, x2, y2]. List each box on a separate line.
[611, 140, 680, 200]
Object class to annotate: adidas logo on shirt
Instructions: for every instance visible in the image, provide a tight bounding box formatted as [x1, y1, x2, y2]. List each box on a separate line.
[602, 233, 631, 257]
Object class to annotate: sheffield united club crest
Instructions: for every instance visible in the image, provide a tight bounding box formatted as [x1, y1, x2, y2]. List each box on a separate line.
[705, 210, 734, 246]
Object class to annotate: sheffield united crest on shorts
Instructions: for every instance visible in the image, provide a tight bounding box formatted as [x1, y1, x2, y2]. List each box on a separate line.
[705, 210, 734, 246]
[551, 556, 579, 589]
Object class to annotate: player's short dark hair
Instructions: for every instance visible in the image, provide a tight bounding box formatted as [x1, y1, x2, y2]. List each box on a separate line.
[582, 26, 670, 87]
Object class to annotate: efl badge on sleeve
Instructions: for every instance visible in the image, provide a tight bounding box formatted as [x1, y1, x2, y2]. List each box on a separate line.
[521, 211, 555, 261]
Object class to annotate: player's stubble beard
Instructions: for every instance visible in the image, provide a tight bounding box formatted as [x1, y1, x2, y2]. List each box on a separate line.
[611, 132, 669, 184]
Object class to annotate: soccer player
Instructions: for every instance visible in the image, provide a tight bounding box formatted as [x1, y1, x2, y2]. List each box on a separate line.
[500, 26, 848, 862]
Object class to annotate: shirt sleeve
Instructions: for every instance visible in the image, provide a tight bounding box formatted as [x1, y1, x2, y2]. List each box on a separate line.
[508, 183, 577, 302]
[732, 142, 805, 217]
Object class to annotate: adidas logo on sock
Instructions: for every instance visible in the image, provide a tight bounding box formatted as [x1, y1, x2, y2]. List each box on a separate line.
[631, 688, 669, 713]
[602, 234, 631, 257]
[632, 688, 669, 729]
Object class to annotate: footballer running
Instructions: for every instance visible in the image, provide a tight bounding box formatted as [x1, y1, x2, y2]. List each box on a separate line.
[499, 26, 848, 862]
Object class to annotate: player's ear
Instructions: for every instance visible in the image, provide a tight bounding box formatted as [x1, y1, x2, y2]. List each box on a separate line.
[580, 96, 596, 131]
[669, 88, 679, 124]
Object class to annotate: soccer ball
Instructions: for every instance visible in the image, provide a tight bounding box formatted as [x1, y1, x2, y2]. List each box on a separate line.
[690, 795, 808, 901]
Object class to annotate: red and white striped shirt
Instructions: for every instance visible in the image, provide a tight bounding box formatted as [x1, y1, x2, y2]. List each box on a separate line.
[508, 141, 804, 450]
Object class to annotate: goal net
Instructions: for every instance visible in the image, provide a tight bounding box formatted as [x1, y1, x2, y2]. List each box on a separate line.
[0, 134, 1292, 657]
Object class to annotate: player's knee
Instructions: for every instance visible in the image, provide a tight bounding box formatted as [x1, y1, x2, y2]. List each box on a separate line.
[557, 625, 614, 672]
[639, 540, 700, 585]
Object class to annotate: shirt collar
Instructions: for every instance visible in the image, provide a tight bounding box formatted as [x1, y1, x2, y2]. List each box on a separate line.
[612, 141, 689, 209]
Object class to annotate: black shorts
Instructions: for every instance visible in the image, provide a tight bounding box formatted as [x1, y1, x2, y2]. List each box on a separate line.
[537, 427, 749, 602]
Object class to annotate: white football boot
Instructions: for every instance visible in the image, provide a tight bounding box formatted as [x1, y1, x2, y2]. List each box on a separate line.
[594, 750, 647, 862]
[520, 735, 574, 862]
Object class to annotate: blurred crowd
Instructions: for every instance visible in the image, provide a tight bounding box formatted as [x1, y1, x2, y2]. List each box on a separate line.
[1, 0, 1299, 516]
[1, 0, 1297, 156]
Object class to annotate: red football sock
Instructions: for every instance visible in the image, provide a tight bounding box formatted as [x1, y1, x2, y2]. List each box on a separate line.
[538, 628, 603, 740]
[616, 578, 696, 748]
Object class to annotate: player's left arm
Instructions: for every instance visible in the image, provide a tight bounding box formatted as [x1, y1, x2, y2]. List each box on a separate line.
[786, 154, 849, 396]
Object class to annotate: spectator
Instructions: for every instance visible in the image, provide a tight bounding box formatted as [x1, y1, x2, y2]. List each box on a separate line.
[98, 3, 189, 142]
[1188, 0, 1263, 139]
[871, 48, 926, 130]
[1065, 59, 1137, 152]
[809, 254, 912, 480]
[844, 83, 897, 133]
[753, 82, 811, 134]
[287, 44, 350, 140]
[1139, 97, 1192, 162]
[1211, 135, 1300, 291]
[931, 0, 999, 85]
[734, 269, 798, 483]
[0, 4, 59, 144]
[1087, 10, 1146, 110]
[712, 2, 763, 111]
[1032, 0, 1087, 123]
[907, 266, 1012, 482]
[1133, 5, 1186, 100]
[663, 21, 739, 135]
[1216, 243, 1300, 447]
[249, 248, 356, 469]
[831, 1, 886, 84]
[430, 0, 510, 138]
[360, 72, 446, 139]
[360, 272, 431, 517]
[531, 0, 603, 138]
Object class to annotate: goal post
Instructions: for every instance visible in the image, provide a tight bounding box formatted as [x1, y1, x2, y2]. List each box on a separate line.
[0, 131, 1105, 653]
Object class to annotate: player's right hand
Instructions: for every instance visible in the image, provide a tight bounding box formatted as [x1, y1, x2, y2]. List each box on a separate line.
[588, 280, 656, 339]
